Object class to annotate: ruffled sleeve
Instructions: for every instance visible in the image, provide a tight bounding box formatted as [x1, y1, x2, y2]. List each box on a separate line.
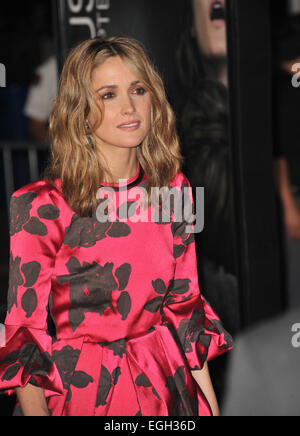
[0, 326, 63, 397]
[0, 182, 65, 397]
[161, 174, 233, 371]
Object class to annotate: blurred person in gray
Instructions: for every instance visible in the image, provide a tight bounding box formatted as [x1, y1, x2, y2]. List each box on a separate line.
[222, 308, 300, 416]
[24, 56, 58, 142]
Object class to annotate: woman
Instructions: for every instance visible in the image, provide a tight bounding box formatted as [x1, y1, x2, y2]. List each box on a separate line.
[175, 1, 241, 346]
[0, 36, 232, 416]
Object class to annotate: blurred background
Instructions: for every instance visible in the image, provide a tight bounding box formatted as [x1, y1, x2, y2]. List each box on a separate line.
[0, 0, 300, 416]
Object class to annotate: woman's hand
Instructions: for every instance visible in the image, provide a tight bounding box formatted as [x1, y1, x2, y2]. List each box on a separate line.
[15, 385, 50, 416]
[191, 362, 220, 416]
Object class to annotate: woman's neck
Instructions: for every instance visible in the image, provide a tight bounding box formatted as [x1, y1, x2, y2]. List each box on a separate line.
[98, 146, 139, 184]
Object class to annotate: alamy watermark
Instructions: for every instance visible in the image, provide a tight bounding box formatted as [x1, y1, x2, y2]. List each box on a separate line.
[291, 323, 300, 348]
[0, 63, 6, 88]
[0, 323, 5, 348]
[292, 63, 300, 88]
[96, 184, 205, 234]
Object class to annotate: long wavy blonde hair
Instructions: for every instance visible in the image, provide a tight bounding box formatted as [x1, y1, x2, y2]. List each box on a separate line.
[44, 36, 183, 217]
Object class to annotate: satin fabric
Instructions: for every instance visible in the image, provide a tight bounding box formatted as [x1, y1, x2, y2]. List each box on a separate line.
[0, 163, 232, 416]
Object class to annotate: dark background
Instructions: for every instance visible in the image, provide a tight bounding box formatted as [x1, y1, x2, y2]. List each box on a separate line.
[0, 0, 298, 416]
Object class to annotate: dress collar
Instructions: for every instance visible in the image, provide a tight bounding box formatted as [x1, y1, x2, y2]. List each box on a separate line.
[100, 161, 145, 191]
[53, 161, 145, 194]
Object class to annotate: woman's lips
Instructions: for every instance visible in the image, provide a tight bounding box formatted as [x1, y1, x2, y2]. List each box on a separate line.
[117, 121, 141, 132]
[211, 19, 226, 29]
[210, 0, 226, 28]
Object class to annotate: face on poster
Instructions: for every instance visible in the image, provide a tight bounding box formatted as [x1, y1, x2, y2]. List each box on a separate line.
[192, 0, 227, 58]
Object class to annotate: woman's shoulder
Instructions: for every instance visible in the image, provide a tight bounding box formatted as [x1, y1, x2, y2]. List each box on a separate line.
[11, 178, 67, 211]
[9, 179, 72, 241]
[9, 179, 74, 238]
[169, 171, 192, 189]
[12, 178, 61, 198]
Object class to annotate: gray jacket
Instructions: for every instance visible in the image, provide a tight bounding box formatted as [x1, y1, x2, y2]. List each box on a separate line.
[222, 308, 300, 416]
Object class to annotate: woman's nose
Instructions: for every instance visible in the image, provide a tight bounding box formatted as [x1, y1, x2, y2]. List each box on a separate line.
[121, 95, 136, 115]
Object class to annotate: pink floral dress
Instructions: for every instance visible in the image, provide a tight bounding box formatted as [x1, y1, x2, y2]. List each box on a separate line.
[0, 161, 232, 416]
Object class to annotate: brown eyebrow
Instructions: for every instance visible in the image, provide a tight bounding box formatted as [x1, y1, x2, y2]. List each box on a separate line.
[96, 80, 141, 93]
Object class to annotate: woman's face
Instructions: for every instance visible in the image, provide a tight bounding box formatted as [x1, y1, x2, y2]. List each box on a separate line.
[90, 56, 152, 151]
[193, 0, 227, 57]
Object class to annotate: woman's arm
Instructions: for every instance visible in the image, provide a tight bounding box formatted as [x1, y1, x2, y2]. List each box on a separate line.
[0, 188, 66, 401]
[191, 362, 220, 417]
[15, 385, 50, 417]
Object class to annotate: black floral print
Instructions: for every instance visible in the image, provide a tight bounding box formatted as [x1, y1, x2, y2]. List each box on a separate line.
[1, 343, 53, 383]
[23, 217, 48, 236]
[99, 339, 127, 359]
[135, 373, 161, 401]
[165, 366, 198, 416]
[52, 346, 93, 402]
[10, 192, 53, 237]
[0, 171, 232, 416]
[21, 261, 41, 287]
[21, 288, 38, 318]
[10, 192, 37, 236]
[96, 365, 121, 407]
[64, 215, 131, 249]
[7, 254, 42, 316]
[57, 257, 132, 331]
[37, 204, 60, 221]
[7, 254, 23, 313]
